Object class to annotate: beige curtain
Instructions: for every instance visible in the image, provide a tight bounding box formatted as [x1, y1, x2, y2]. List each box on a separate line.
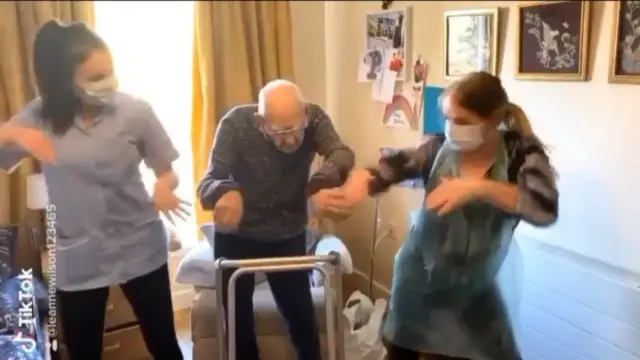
[192, 1, 295, 231]
[0, 1, 94, 265]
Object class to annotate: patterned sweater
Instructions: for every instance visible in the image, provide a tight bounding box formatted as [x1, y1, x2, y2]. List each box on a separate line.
[197, 104, 355, 241]
[368, 131, 559, 226]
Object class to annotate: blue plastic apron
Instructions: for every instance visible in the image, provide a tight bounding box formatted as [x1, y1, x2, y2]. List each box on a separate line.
[382, 140, 522, 360]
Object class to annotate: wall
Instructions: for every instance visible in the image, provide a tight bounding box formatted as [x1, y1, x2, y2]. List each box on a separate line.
[291, 1, 640, 359]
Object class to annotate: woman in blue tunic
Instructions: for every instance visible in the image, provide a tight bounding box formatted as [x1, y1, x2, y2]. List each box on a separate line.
[0, 20, 188, 359]
[343, 71, 558, 360]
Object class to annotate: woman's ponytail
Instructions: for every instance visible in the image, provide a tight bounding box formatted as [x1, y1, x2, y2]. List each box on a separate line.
[505, 102, 533, 136]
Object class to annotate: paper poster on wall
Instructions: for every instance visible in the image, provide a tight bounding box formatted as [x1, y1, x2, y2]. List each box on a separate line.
[380, 55, 428, 131]
[422, 86, 446, 135]
[381, 94, 413, 129]
[371, 49, 398, 103]
[358, 48, 384, 82]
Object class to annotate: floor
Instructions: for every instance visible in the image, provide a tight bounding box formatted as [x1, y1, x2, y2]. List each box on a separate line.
[175, 308, 194, 360]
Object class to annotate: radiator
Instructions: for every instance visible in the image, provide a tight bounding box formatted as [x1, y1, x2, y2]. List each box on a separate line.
[514, 236, 640, 360]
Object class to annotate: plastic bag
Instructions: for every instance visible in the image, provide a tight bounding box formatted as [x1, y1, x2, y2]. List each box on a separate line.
[343, 291, 387, 360]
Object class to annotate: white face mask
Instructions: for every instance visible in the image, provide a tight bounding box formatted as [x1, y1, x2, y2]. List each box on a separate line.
[77, 75, 118, 106]
[445, 121, 485, 151]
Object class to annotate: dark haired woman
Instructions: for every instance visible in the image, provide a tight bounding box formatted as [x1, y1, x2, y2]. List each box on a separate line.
[342, 71, 559, 360]
[0, 20, 187, 360]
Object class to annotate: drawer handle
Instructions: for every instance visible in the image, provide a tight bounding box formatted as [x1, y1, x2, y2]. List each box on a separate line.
[103, 343, 121, 352]
[106, 304, 114, 311]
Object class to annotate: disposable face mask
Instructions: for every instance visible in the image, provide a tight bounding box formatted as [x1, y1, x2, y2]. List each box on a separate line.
[77, 75, 117, 106]
[445, 121, 484, 151]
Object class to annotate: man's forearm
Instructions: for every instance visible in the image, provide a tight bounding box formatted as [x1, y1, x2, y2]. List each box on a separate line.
[307, 147, 354, 196]
[197, 153, 240, 210]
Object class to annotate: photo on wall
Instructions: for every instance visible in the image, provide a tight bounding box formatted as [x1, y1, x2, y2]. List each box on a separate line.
[443, 8, 500, 79]
[364, 7, 411, 81]
[515, 1, 591, 81]
[608, 0, 640, 84]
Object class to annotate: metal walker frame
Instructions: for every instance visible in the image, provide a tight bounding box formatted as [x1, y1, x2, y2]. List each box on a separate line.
[214, 253, 345, 360]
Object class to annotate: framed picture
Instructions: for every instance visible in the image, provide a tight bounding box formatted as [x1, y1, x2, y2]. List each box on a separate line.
[443, 8, 500, 80]
[365, 7, 411, 81]
[515, 1, 591, 81]
[608, 1, 640, 84]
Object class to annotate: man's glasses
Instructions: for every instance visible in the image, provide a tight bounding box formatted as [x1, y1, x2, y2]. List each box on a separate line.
[263, 116, 308, 135]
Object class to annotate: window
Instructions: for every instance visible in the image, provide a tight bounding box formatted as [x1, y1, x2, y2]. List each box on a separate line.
[95, 1, 198, 247]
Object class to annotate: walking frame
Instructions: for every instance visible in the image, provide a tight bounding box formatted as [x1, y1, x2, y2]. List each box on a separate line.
[214, 252, 346, 360]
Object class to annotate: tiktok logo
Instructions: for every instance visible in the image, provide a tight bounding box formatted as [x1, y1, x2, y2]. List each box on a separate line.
[12, 331, 36, 353]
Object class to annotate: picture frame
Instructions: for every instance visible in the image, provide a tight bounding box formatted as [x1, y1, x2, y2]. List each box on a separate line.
[364, 7, 411, 81]
[608, 1, 640, 84]
[443, 8, 500, 80]
[515, 1, 591, 81]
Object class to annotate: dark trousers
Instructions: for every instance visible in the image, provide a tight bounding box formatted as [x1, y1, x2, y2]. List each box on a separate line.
[57, 263, 183, 360]
[386, 343, 467, 360]
[215, 231, 321, 360]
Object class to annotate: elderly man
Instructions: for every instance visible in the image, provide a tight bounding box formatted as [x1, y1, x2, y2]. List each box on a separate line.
[197, 80, 355, 360]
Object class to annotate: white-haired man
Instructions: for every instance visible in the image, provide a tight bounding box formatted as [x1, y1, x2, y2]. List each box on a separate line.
[197, 80, 355, 360]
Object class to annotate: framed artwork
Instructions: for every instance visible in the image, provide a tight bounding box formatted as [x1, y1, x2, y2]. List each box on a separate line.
[515, 1, 591, 81]
[365, 7, 411, 81]
[443, 8, 500, 80]
[608, 1, 640, 84]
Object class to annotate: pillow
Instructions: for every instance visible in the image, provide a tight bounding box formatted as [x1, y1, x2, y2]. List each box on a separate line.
[174, 240, 217, 288]
[175, 226, 267, 288]
[201, 223, 215, 248]
[311, 235, 353, 287]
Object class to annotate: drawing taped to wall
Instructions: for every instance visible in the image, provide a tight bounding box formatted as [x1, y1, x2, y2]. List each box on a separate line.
[365, 7, 410, 81]
[608, 0, 640, 84]
[515, 1, 591, 81]
[381, 55, 427, 131]
[358, 48, 385, 82]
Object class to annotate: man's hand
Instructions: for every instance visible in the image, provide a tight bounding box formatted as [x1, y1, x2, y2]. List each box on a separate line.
[425, 177, 484, 215]
[214, 190, 243, 231]
[311, 188, 352, 216]
[1, 122, 56, 163]
[153, 177, 191, 225]
[341, 169, 372, 204]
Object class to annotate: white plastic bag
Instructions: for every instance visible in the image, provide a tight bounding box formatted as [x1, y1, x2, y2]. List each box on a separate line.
[343, 291, 387, 360]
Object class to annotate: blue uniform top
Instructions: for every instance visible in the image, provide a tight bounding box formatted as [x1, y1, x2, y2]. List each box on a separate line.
[0, 92, 178, 291]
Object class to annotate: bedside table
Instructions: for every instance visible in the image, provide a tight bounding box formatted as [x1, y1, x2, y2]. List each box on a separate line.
[42, 252, 152, 359]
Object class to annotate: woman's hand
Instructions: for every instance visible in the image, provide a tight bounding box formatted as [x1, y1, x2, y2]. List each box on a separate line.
[425, 177, 485, 215]
[1, 122, 56, 163]
[153, 176, 191, 225]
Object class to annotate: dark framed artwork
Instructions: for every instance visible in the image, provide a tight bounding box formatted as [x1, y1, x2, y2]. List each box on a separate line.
[443, 8, 500, 80]
[608, 1, 640, 84]
[515, 1, 591, 81]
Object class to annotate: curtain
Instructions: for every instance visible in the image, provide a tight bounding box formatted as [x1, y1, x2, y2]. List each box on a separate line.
[0, 1, 94, 266]
[192, 1, 295, 231]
